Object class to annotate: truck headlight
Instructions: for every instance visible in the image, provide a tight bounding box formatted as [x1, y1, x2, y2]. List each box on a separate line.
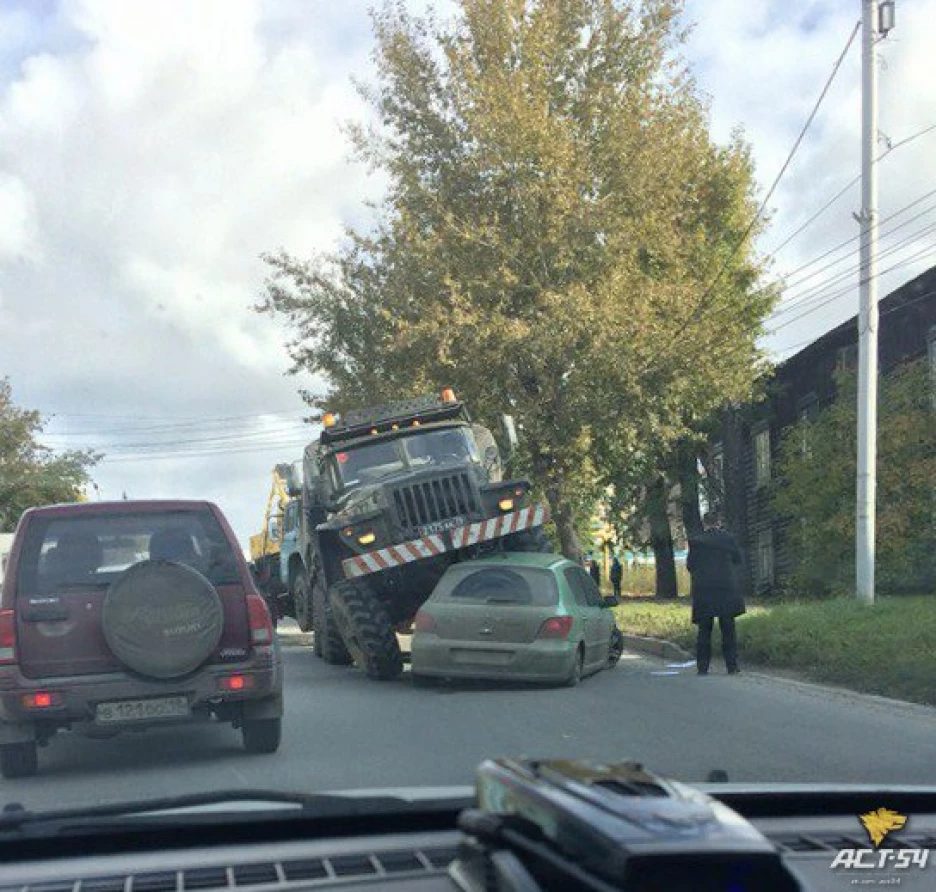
[358, 532, 376, 545]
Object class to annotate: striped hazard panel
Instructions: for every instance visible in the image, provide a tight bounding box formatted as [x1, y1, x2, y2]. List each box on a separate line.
[342, 534, 447, 579]
[450, 505, 550, 549]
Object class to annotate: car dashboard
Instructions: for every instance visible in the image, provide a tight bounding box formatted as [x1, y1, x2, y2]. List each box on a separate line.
[2, 784, 935, 892]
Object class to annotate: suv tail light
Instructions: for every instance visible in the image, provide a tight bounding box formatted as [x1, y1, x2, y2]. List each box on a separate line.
[537, 616, 573, 639]
[247, 595, 274, 646]
[0, 610, 15, 664]
[413, 610, 437, 634]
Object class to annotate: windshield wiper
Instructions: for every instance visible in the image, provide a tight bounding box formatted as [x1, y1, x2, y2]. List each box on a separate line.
[0, 788, 459, 834]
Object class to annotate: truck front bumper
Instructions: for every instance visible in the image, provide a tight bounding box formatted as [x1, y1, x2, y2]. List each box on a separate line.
[341, 506, 550, 579]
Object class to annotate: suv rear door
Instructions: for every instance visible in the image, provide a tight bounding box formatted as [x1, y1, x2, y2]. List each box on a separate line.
[12, 506, 250, 679]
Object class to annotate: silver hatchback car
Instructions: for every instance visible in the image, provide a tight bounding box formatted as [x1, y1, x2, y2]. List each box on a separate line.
[411, 552, 624, 686]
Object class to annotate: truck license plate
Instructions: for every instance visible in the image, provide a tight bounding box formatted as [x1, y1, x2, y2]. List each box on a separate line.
[96, 696, 190, 724]
[418, 517, 464, 537]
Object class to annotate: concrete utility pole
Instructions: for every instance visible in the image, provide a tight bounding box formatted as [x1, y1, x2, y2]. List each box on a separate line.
[856, 0, 893, 605]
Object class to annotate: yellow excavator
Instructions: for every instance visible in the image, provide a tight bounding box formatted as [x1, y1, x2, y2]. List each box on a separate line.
[249, 463, 296, 623]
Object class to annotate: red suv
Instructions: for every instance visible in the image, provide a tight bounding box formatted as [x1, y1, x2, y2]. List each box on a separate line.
[0, 500, 283, 778]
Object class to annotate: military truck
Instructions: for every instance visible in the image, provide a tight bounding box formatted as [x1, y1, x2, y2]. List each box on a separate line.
[284, 390, 550, 680]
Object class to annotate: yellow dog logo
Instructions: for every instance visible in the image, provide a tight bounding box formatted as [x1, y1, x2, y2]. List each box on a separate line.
[858, 808, 907, 848]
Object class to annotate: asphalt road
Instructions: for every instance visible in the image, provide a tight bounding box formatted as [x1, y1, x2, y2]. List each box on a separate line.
[2, 630, 934, 810]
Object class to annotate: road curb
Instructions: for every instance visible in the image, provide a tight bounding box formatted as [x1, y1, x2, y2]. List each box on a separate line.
[278, 630, 313, 647]
[621, 634, 692, 663]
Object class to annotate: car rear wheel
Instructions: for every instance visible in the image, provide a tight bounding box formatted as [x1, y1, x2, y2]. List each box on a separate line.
[330, 580, 403, 680]
[608, 627, 624, 668]
[564, 647, 584, 687]
[241, 718, 282, 754]
[0, 741, 38, 779]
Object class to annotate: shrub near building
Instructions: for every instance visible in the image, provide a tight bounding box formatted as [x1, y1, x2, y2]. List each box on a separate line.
[772, 359, 936, 598]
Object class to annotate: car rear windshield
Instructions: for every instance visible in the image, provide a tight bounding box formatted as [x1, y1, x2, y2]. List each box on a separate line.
[15, 510, 242, 595]
[434, 566, 559, 606]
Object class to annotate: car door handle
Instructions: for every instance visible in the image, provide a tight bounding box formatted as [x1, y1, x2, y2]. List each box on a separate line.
[21, 597, 71, 622]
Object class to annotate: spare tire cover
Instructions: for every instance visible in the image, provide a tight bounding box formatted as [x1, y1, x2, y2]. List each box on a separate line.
[103, 561, 224, 679]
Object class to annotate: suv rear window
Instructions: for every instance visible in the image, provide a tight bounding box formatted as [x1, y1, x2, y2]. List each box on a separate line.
[15, 510, 241, 595]
[435, 566, 558, 606]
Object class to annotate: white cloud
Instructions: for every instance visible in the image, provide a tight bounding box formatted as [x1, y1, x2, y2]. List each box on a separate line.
[0, 172, 42, 260]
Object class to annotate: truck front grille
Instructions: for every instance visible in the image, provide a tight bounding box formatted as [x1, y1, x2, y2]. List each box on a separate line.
[392, 473, 479, 534]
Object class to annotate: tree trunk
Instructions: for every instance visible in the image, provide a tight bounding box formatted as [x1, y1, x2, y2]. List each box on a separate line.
[678, 441, 703, 538]
[647, 476, 678, 598]
[545, 484, 582, 562]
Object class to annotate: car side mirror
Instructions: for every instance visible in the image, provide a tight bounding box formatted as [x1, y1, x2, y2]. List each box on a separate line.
[601, 595, 620, 609]
[483, 445, 499, 472]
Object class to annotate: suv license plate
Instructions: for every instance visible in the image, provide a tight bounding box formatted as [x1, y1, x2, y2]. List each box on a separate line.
[96, 696, 190, 725]
[418, 517, 465, 537]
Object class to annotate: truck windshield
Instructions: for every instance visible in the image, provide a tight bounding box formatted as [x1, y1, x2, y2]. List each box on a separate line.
[401, 428, 479, 469]
[334, 440, 406, 488]
[333, 427, 479, 489]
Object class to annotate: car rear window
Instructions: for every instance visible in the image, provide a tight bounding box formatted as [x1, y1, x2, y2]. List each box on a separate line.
[435, 566, 558, 606]
[15, 510, 241, 595]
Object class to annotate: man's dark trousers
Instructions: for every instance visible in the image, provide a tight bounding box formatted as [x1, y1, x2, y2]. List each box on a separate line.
[696, 615, 738, 673]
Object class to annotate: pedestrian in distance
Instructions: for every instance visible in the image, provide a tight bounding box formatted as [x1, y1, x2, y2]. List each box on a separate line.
[589, 557, 601, 589]
[687, 513, 745, 676]
[609, 554, 623, 601]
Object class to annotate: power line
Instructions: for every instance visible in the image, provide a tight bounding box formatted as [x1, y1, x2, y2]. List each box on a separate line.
[767, 239, 936, 335]
[773, 285, 936, 359]
[765, 122, 936, 258]
[673, 19, 861, 340]
[771, 215, 936, 319]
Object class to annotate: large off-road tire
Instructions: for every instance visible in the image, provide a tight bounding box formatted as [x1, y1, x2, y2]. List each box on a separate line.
[0, 741, 38, 779]
[505, 527, 552, 553]
[329, 580, 403, 680]
[312, 574, 353, 665]
[103, 561, 223, 679]
[293, 573, 314, 633]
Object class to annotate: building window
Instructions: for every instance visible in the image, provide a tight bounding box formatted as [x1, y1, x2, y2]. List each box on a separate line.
[836, 344, 857, 373]
[928, 328, 936, 404]
[754, 429, 771, 487]
[797, 394, 818, 457]
[756, 528, 774, 585]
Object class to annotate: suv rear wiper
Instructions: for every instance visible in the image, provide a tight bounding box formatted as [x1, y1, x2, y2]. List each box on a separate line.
[0, 788, 464, 834]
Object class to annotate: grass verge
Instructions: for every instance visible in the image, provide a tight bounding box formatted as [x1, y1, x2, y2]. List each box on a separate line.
[613, 596, 936, 706]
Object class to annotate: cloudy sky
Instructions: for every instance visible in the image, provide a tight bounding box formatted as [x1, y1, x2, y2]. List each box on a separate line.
[2, 0, 934, 549]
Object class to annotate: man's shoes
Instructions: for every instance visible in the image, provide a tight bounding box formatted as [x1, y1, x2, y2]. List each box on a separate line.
[697, 668, 709, 676]
[727, 667, 741, 675]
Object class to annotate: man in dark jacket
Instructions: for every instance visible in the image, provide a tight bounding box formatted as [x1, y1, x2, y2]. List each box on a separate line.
[609, 555, 623, 600]
[589, 557, 601, 588]
[687, 513, 745, 675]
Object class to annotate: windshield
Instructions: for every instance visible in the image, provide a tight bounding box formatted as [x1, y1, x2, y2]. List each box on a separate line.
[1, 0, 934, 826]
[332, 428, 478, 489]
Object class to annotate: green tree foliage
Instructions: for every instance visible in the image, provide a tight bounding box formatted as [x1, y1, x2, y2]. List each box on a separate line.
[773, 359, 936, 596]
[258, 0, 775, 557]
[0, 379, 100, 531]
